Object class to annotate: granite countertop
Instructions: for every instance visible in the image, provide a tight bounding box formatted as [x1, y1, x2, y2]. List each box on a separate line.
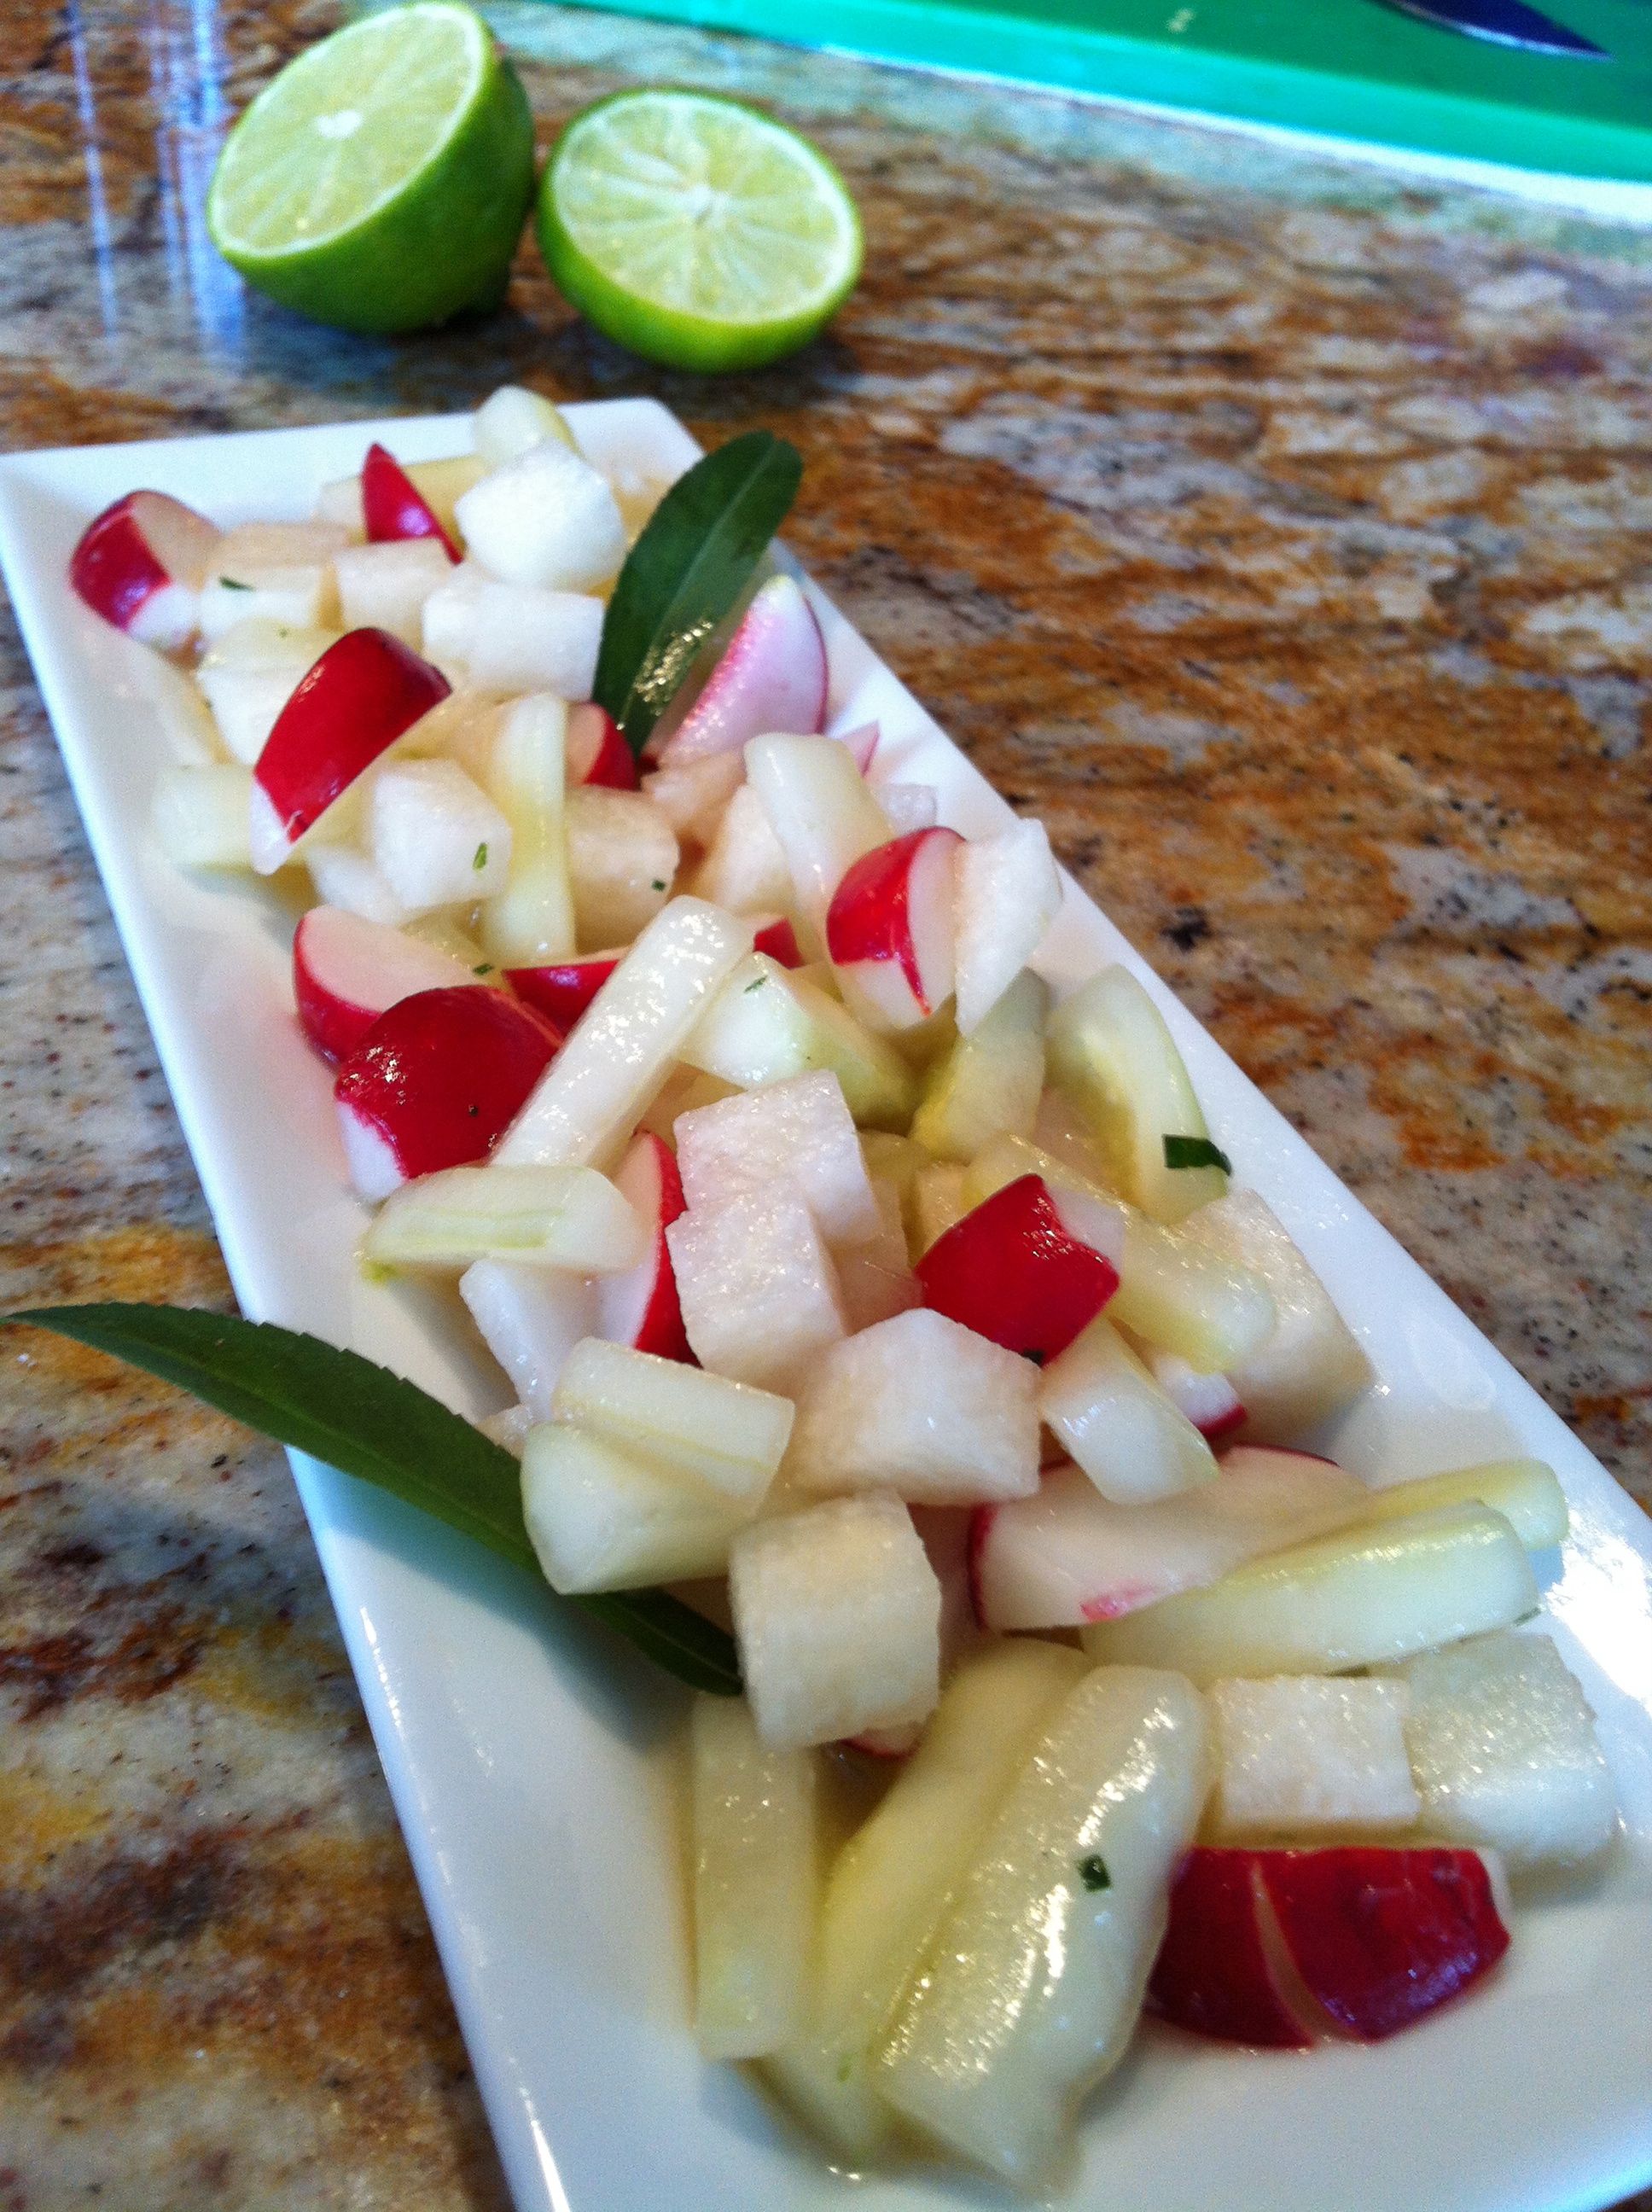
[1, 1, 1649, 2203]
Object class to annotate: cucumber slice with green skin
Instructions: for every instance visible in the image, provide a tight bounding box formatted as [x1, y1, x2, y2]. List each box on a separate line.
[910, 969, 1049, 1163]
[876, 1665, 1209, 2186]
[1040, 1318, 1219, 1506]
[1364, 1458, 1568, 1551]
[1047, 964, 1226, 1224]
[1083, 1502, 1539, 1685]
[764, 1639, 1086, 2162]
[683, 953, 916, 1132]
[691, 1696, 820, 2061]
[363, 1163, 644, 1272]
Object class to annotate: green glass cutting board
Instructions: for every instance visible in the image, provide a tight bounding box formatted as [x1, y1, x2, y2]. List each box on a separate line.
[551, 0, 1652, 183]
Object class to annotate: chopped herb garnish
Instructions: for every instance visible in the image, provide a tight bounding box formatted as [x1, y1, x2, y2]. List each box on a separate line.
[218, 576, 253, 591]
[651, 880, 666, 892]
[1163, 1134, 1231, 1176]
[472, 963, 494, 976]
[1078, 1854, 1111, 1892]
[473, 841, 488, 872]
[744, 975, 767, 994]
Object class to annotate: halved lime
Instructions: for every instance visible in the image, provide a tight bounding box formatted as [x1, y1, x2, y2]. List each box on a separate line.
[206, 2, 534, 335]
[538, 90, 862, 373]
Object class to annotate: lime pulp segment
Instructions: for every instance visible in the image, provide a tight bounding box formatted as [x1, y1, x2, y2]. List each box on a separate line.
[208, 3, 490, 259]
[551, 93, 860, 328]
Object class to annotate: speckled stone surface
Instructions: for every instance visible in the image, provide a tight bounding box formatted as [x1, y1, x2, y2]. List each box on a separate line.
[1, 1, 1649, 2204]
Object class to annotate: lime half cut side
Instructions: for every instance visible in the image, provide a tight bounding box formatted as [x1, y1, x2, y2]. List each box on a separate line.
[207, 1, 534, 335]
[538, 90, 863, 373]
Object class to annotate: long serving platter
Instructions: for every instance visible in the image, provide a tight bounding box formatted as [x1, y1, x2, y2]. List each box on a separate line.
[0, 399, 1649, 2212]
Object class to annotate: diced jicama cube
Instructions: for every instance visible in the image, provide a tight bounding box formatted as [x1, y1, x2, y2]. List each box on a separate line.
[521, 1423, 755, 1591]
[952, 818, 1062, 1035]
[424, 568, 605, 697]
[195, 617, 338, 765]
[478, 692, 576, 968]
[473, 383, 576, 468]
[910, 1161, 968, 1255]
[1208, 1676, 1419, 1838]
[729, 1495, 942, 1748]
[788, 1308, 1040, 1506]
[334, 538, 451, 647]
[550, 1336, 792, 1505]
[971, 1449, 1370, 1632]
[152, 764, 253, 869]
[667, 1183, 845, 1394]
[692, 1697, 820, 2060]
[565, 787, 678, 947]
[673, 1070, 879, 1245]
[910, 969, 1047, 1161]
[494, 899, 753, 1167]
[199, 535, 339, 638]
[640, 751, 742, 845]
[479, 1402, 532, 1457]
[1084, 1503, 1540, 1685]
[1047, 963, 1228, 1223]
[683, 954, 916, 1132]
[1040, 1318, 1218, 1505]
[304, 845, 411, 926]
[456, 440, 628, 592]
[765, 1639, 1086, 2158]
[461, 1259, 595, 1420]
[368, 758, 511, 911]
[746, 731, 890, 957]
[876, 783, 939, 836]
[690, 780, 794, 913]
[1395, 1630, 1615, 1867]
[833, 1177, 920, 1334]
[876, 1666, 1209, 2185]
[1365, 1458, 1568, 1551]
[362, 1165, 644, 1273]
[420, 560, 487, 669]
[1178, 1189, 1373, 1441]
[1137, 1342, 1246, 1440]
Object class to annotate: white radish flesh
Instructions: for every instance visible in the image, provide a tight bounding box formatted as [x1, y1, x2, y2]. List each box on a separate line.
[460, 1259, 596, 1420]
[1040, 1318, 1219, 1505]
[952, 818, 1062, 1034]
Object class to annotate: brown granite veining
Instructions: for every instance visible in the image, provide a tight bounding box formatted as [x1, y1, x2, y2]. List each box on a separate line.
[2, 0, 1649, 2204]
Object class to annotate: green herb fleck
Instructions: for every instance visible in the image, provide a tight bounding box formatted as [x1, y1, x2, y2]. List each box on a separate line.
[473, 842, 488, 872]
[837, 2056, 854, 2084]
[1078, 1854, 1111, 1892]
[651, 880, 666, 892]
[744, 975, 767, 994]
[1163, 1134, 1231, 1176]
[472, 963, 494, 976]
[218, 576, 253, 591]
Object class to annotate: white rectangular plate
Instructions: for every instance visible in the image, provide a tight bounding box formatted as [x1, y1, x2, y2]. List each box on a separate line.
[3, 402, 1650, 2212]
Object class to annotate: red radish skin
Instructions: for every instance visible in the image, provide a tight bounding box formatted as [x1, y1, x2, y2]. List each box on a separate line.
[838, 722, 879, 774]
[751, 916, 804, 969]
[293, 907, 479, 1065]
[334, 987, 561, 1200]
[251, 628, 450, 870]
[68, 490, 218, 647]
[1148, 1850, 1312, 2049]
[567, 702, 639, 791]
[827, 828, 963, 1026]
[505, 952, 621, 1032]
[658, 573, 829, 765]
[361, 443, 459, 562]
[843, 1722, 922, 1760]
[917, 1174, 1120, 1363]
[1202, 1403, 1248, 1444]
[594, 1132, 694, 1364]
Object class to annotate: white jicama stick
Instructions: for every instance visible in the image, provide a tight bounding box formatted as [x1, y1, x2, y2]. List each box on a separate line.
[493, 898, 754, 1168]
[481, 694, 577, 967]
[549, 1337, 793, 1505]
[362, 1166, 646, 1272]
[746, 733, 890, 959]
[692, 1696, 820, 2061]
[876, 1666, 1209, 2186]
[565, 787, 679, 947]
[460, 1260, 596, 1421]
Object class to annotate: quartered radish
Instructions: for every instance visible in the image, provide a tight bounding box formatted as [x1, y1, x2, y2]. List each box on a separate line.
[745, 731, 889, 956]
[505, 952, 620, 1033]
[292, 905, 478, 1063]
[567, 701, 639, 790]
[362, 441, 461, 560]
[826, 827, 962, 1032]
[751, 914, 802, 967]
[593, 1131, 693, 1361]
[916, 1173, 1121, 1363]
[660, 573, 829, 765]
[69, 489, 218, 649]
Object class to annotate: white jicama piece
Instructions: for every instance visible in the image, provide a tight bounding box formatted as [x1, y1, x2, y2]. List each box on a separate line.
[832, 1177, 921, 1334]
[211, 519, 350, 571]
[641, 752, 744, 847]
[455, 440, 628, 592]
[461, 1259, 596, 1420]
[421, 561, 487, 668]
[692, 1696, 820, 2060]
[1136, 1342, 1245, 1440]
[667, 1183, 846, 1394]
[494, 899, 753, 1168]
[683, 955, 916, 1132]
[972, 1448, 1370, 1632]
[481, 694, 576, 968]
[303, 845, 412, 926]
[910, 969, 1048, 1161]
[787, 1308, 1040, 1506]
[1394, 1630, 1615, 1866]
[910, 1161, 969, 1254]
[952, 818, 1062, 1034]
[1177, 1189, 1373, 1441]
[473, 382, 576, 467]
[479, 1403, 532, 1457]
[766, 1639, 1088, 2159]
[550, 1337, 793, 1506]
[195, 618, 338, 765]
[729, 1495, 942, 1749]
[673, 1070, 880, 1245]
[1047, 963, 1228, 1223]
[362, 1166, 645, 1273]
[152, 764, 254, 869]
[1364, 1457, 1568, 1551]
[1040, 1319, 1219, 1505]
[1083, 1502, 1540, 1684]
[691, 780, 794, 913]
[368, 758, 511, 911]
[1207, 1676, 1419, 1838]
[876, 1666, 1209, 2186]
[521, 1422, 757, 1591]
[565, 787, 679, 947]
[334, 538, 451, 647]
[199, 562, 332, 642]
[875, 783, 939, 836]
[468, 580, 605, 697]
[746, 732, 890, 957]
